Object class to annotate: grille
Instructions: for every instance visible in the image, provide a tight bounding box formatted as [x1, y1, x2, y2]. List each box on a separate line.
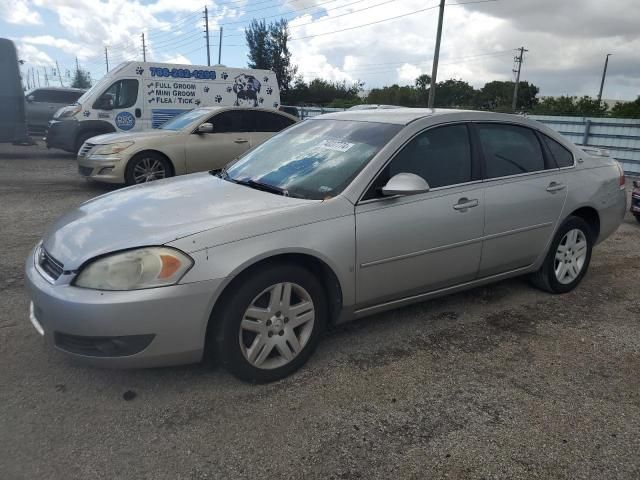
[78, 142, 94, 157]
[39, 247, 64, 281]
[78, 165, 94, 177]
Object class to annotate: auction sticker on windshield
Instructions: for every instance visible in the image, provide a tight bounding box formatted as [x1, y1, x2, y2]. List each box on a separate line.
[318, 139, 354, 152]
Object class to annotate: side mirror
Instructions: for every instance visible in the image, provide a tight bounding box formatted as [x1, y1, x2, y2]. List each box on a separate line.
[26, 95, 35, 102]
[197, 123, 214, 134]
[382, 173, 430, 196]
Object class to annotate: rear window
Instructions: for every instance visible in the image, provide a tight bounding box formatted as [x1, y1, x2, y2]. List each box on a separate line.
[543, 135, 574, 168]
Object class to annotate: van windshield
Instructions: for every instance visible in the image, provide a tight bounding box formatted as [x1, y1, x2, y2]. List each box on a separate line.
[76, 76, 111, 105]
[159, 109, 207, 130]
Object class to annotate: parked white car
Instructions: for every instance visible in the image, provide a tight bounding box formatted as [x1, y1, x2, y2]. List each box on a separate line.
[77, 107, 297, 185]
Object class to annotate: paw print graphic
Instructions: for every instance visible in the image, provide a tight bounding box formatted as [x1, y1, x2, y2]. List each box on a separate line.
[263, 76, 269, 83]
[194, 99, 201, 106]
[83, 111, 90, 117]
[135, 66, 144, 75]
[221, 72, 228, 80]
[226, 86, 232, 93]
[266, 86, 273, 95]
[214, 95, 222, 103]
[203, 86, 210, 93]
[259, 97, 264, 104]
[273, 102, 279, 108]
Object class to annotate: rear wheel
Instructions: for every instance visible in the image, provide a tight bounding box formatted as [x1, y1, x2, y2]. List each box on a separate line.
[125, 152, 172, 185]
[530, 216, 593, 293]
[212, 264, 327, 383]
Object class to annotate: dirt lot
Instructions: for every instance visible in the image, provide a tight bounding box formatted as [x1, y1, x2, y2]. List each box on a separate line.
[1, 141, 639, 480]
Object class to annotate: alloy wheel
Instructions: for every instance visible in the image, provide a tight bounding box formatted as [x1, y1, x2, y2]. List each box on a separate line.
[132, 158, 167, 183]
[554, 228, 588, 284]
[239, 282, 315, 370]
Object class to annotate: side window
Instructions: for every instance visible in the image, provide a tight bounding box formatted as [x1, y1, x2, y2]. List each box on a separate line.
[94, 79, 138, 109]
[477, 124, 546, 178]
[47, 90, 74, 104]
[62, 91, 83, 104]
[543, 135, 574, 168]
[28, 89, 47, 102]
[212, 111, 253, 133]
[254, 111, 295, 132]
[364, 124, 472, 199]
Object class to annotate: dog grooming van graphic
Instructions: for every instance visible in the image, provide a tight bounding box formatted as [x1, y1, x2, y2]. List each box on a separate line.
[45, 61, 280, 152]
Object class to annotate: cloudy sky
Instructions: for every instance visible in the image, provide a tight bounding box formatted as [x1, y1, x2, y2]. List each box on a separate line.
[2, 0, 639, 99]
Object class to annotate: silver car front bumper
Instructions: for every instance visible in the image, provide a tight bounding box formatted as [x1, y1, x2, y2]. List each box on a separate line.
[25, 248, 222, 368]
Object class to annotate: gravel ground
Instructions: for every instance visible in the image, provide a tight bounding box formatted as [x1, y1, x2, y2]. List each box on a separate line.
[1, 142, 639, 480]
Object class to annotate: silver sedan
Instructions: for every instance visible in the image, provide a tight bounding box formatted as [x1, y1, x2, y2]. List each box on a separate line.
[25, 109, 627, 382]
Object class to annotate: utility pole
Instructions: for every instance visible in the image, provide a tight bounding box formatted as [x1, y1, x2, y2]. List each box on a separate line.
[511, 46, 528, 112]
[204, 6, 211, 66]
[32, 68, 37, 88]
[427, 0, 445, 109]
[597, 53, 612, 104]
[218, 27, 223, 64]
[55, 60, 64, 86]
[75, 56, 80, 79]
[43, 67, 49, 86]
[104, 46, 110, 72]
[37, 68, 41, 87]
[141, 33, 147, 62]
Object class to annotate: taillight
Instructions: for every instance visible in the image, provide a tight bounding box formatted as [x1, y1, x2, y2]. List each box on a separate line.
[615, 161, 625, 189]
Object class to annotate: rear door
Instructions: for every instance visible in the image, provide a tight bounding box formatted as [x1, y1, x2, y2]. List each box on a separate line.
[184, 110, 253, 173]
[26, 89, 55, 129]
[475, 122, 567, 277]
[251, 110, 296, 146]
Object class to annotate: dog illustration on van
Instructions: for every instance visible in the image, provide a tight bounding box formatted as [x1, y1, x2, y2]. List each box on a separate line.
[233, 74, 261, 107]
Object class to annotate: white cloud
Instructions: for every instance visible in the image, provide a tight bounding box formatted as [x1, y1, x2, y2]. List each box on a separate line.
[16, 43, 54, 65]
[160, 53, 192, 64]
[20, 35, 95, 61]
[397, 63, 424, 84]
[0, 0, 42, 25]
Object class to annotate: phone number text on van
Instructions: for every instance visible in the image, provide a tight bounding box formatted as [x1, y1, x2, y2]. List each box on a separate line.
[149, 67, 217, 80]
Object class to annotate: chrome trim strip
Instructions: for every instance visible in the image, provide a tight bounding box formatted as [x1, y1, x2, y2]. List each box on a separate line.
[29, 302, 45, 336]
[360, 222, 553, 268]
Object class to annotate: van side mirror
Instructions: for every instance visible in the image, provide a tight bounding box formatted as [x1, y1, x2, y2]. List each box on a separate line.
[196, 123, 214, 134]
[26, 95, 35, 102]
[382, 173, 430, 196]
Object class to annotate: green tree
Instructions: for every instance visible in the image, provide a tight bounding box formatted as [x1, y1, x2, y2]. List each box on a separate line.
[476, 80, 538, 111]
[71, 69, 91, 89]
[434, 79, 475, 108]
[286, 78, 362, 106]
[415, 74, 431, 106]
[245, 19, 297, 98]
[532, 95, 607, 116]
[610, 96, 640, 118]
[366, 84, 418, 106]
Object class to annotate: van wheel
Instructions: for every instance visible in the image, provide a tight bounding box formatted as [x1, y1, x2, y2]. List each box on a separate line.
[125, 152, 172, 185]
[212, 264, 327, 383]
[74, 131, 99, 154]
[530, 216, 593, 294]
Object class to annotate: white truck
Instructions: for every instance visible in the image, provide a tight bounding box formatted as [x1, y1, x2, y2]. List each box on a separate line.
[46, 61, 281, 153]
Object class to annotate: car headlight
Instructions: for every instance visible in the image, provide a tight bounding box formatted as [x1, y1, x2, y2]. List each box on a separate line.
[55, 104, 82, 119]
[92, 142, 135, 156]
[74, 247, 193, 290]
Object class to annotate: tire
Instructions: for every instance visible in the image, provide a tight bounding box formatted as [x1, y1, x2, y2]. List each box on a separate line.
[530, 216, 594, 294]
[74, 131, 99, 154]
[635, 214, 640, 225]
[211, 264, 327, 383]
[124, 152, 173, 186]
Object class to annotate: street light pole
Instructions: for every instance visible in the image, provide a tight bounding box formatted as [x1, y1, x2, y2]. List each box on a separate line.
[427, 0, 445, 109]
[597, 53, 612, 104]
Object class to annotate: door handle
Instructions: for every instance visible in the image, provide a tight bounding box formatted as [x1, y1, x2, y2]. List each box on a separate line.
[234, 138, 249, 144]
[546, 182, 566, 193]
[453, 198, 479, 211]
[135, 108, 142, 118]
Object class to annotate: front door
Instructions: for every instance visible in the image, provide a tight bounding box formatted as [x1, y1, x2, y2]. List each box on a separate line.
[184, 110, 253, 173]
[93, 78, 141, 132]
[474, 122, 568, 277]
[355, 123, 485, 307]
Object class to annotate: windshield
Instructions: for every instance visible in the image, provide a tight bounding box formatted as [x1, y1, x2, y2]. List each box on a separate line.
[226, 119, 401, 200]
[159, 109, 207, 130]
[76, 75, 111, 105]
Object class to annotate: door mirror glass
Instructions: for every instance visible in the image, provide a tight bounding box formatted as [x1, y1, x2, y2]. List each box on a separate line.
[26, 95, 35, 102]
[382, 173, 430, 196]
[197, 123, 214, 134]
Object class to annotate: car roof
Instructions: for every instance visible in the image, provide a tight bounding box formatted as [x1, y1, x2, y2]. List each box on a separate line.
[315, 108, 527, 125]
[29, 87, 86, 92]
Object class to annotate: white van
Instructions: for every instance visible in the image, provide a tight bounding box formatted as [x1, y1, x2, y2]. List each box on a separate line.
[45, 61, 280, 153]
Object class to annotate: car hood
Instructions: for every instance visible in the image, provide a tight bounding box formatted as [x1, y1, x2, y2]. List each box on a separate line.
[89, 129, 181, 144]
[42, 173, 315, 269]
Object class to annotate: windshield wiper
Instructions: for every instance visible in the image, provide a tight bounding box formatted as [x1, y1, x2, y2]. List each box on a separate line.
[235, 178, 290, 197]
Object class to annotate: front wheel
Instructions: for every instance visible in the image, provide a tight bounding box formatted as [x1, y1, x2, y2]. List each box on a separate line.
[125, 152, 172, 185]
[212, 264, 327, 383]
[635, 214, 640, 224]
[530, 216, 593, 293]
